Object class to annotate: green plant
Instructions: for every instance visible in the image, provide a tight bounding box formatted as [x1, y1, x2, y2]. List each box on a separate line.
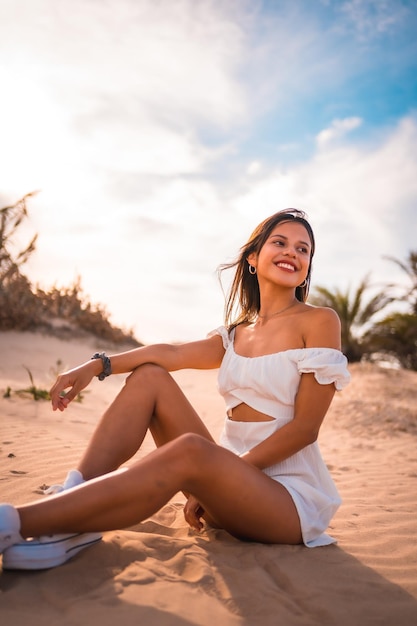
[384, 250, 417, 313]
[309, 274, 393, 361]
[15, 366, 51, 401]
[8, 363, 87, 402]
[363, 312, 417, 371]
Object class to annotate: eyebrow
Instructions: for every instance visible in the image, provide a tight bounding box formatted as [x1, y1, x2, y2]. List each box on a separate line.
[270, 233, 311, 248]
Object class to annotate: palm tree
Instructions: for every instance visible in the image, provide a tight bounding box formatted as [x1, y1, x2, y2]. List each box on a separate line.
[309, 274, 394, 361]
[0, 192, 38, 284]
[383, 251, 417, 313]
[363, 313, 417, 370]
[0, 193, 39, 330]
[362, 250, 417, 370]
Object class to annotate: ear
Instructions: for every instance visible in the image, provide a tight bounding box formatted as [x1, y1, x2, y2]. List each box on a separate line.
[246, 252, 257, 268]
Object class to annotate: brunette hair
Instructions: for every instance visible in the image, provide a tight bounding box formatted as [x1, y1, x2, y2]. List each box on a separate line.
[218, 209, 315, 329]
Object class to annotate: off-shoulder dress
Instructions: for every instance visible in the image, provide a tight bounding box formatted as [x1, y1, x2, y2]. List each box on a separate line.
[208, 326, 350, 548]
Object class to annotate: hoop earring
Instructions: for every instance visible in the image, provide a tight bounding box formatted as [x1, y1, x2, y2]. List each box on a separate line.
[249, 265, 257, 275]
[299, 279, 307, 288]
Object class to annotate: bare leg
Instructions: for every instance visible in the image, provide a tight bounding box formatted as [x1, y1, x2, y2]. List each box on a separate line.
[17, 434, 302, 545]
[78, 364, 214, 480]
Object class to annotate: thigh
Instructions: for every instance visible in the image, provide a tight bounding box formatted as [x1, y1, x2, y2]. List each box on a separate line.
[129, 364, 215, 446]
[187, 440, 302, 545]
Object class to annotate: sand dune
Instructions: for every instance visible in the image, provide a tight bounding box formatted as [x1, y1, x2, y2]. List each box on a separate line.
[1, 331, 416, 625]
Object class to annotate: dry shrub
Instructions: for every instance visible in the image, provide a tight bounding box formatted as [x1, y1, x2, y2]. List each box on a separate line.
[0, 193, 140, 346]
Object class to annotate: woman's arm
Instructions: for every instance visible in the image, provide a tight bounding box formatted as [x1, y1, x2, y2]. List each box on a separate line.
[239, 373, 336, 469]
[241, 307, 342, 469]
[109, 335, 225, 374]
[50, 334, 225, 411]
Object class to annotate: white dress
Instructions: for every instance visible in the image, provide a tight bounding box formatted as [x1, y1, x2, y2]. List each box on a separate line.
[209, 326, 351, 548]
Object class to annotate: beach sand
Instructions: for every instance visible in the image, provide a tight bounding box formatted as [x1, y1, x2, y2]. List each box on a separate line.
[1, 330, 416, 625]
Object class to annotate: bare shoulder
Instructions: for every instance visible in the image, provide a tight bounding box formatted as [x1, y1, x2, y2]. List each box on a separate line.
[300, 304, 341, 349]
[303, 304, 340, 325]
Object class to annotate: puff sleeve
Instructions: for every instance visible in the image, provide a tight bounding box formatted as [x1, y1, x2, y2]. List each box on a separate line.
[296, 348, 350, 391]
[207, 326, 231, 350]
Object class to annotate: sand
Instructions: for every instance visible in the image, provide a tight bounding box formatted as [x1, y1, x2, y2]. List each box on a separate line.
[1, 330, 416, 625]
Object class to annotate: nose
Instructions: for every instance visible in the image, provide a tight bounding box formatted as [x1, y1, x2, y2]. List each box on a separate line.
[283, 245, 296, 257]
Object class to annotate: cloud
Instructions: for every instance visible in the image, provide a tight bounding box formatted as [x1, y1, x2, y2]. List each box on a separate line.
[1, 0, 416, 342]
[340, 0, 410, 38]
[0, 14, 245, 209]
[230, 114, 417, 290]
[14, 113, 417, 343]
[316, 117, 363, 148]
[0, 0, 247, 127]
[133, 113, 417, 340]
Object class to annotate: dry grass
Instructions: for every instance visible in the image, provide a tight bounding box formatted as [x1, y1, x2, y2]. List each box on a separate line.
[1, 193, 140, 346]
[0, 276, 141, 346]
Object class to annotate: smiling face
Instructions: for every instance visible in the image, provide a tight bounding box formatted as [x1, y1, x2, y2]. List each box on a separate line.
[248, 220, 313, 289]
[221, 209, 315, 325]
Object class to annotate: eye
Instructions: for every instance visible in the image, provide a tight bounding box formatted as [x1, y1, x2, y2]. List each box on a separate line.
[298, 246, 309, 254]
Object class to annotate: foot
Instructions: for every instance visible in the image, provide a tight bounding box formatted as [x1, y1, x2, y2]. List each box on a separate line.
[0, 504, 23, 553]
[2, 532, 102, 570]
[44, 469, 85, 495]
[1, 473, 103, 571]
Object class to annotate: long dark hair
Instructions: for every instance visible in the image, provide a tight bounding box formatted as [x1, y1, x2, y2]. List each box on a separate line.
[218, 209, 315, 329]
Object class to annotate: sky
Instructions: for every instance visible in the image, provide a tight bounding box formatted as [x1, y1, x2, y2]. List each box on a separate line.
[1, 0, 416, 343]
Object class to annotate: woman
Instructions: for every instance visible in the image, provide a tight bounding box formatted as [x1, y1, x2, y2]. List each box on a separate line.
[0, 209, 350, 570]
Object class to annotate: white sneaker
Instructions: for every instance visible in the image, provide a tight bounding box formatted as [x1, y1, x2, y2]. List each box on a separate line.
[0, 504, 23, 553]
[1, 472, 103, 570]
[2, 532, 102, 570]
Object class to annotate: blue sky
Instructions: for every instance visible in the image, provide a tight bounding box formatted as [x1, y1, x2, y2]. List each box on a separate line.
[1, 0, 416, 343]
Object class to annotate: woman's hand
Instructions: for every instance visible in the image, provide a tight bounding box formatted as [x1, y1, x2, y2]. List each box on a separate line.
[183, 494, 205, 532]
[50, 361, 97, 412]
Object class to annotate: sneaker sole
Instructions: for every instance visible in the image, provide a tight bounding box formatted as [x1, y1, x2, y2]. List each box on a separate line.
[2, 532, 102, 570]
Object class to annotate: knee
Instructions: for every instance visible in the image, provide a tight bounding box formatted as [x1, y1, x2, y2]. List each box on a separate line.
[125, 363, 169, 387]
[171, 433, 213, 463]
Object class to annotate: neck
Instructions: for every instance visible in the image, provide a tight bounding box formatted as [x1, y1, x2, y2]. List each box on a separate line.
[257, 297, 297, 321]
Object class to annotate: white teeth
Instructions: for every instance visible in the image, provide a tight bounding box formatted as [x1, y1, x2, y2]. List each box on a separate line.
[277, 262, 295, 271]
